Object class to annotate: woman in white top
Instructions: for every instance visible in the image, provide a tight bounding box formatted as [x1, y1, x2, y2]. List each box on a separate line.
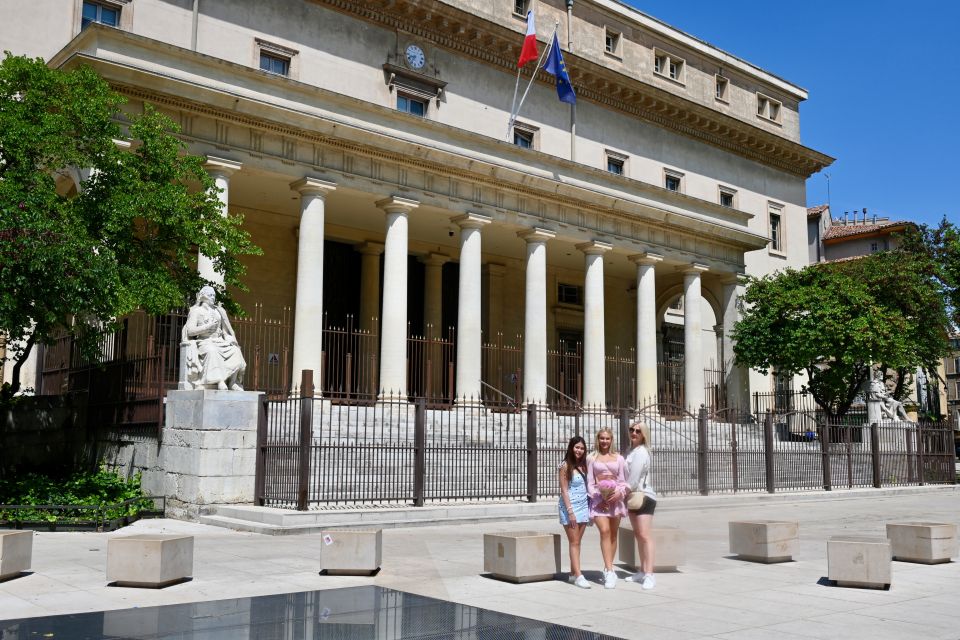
[624, 421, 657, 590]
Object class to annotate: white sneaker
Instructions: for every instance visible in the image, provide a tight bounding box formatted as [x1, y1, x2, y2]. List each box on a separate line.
[641, 574, 656, 590]
[624, 572, 645, 583]
[604, 569, 618, 589]
[573, 575, 591, 589]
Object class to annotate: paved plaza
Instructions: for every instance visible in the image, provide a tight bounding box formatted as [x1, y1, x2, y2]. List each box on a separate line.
[1, 485, 959, 639]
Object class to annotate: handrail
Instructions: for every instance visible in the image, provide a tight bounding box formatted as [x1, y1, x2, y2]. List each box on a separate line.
[546, 384, 582, 410]
[479, 380, 517, 407]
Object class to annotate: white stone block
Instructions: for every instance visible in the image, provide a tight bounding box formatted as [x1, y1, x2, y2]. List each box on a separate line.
[828, 536, 891, 589]
[729, 520, 798, 563]
[483, 531, 560, 583]
[886, 522, 958, 564]
[0, 531, 33, 581]
[320, 529, 382, 575]
[107, 534, 194, 588]
[618, 526, 685, 571]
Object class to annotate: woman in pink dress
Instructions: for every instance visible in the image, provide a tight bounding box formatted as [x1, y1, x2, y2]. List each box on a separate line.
[587, 428, 628, 589]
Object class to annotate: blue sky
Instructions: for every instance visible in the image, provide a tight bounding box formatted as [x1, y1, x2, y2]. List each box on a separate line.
[622, 0, 959, 228]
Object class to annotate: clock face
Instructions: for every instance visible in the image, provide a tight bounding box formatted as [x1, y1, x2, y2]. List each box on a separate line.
[405, 44, 425, 70]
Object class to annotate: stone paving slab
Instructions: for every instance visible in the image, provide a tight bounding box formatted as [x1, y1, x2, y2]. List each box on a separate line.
[0, 486, 957, 639]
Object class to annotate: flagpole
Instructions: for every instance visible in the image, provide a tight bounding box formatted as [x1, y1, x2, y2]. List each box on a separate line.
[567, 0, 576, 162]
[507, 23, 559, 140]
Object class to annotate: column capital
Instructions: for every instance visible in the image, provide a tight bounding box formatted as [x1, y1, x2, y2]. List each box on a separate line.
[376, 196, 420, 215]
[204, 156, 242, 178]
[717, 271, 744, 286]
[629, 252, 664, 266]
[290, 177, 337, 197]
[420, 252, 451, 267]
[517, 227, 556, 243]
[451, 212, 492, 229]
[576, 240, 613, 255]
[356, 241, 385, 256]
[682, 263, 710, 276]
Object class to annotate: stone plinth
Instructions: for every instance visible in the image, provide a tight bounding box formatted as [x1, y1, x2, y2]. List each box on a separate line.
[828, 536, 891, 589]
[618, 526, 685, 571]
[156, 389, 261, 520]
[483, 531, 560, 583]
[107, 534, 194, 588]
[0, 531, 33, 581]
[886, 522, 958, 564]
[320, 529, 382, 575]
[729, 520, 798, 563]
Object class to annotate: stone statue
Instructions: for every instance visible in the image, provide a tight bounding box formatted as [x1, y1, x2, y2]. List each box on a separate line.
[179, 286, 246, 390]
[867, 378, 909, 422]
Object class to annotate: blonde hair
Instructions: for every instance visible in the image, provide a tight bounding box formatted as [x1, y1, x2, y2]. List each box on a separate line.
[593, 428, 615, 455]
[629, 421, 651, 450]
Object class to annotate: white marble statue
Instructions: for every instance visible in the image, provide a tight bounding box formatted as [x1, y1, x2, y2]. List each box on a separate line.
[867, 378, 909, 422]
[180, 286, 246, 390]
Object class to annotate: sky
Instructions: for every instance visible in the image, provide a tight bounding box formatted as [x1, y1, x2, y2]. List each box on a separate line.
[621, 0, 959, 228]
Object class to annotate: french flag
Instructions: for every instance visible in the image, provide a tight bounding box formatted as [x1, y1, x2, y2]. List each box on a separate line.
[517, 10, 538, 67]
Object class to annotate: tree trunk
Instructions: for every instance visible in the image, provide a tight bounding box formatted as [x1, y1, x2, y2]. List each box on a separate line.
[6, 333, 36, 398]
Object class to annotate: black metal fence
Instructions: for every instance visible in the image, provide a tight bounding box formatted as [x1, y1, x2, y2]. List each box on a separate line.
[255, 371, 957, 509]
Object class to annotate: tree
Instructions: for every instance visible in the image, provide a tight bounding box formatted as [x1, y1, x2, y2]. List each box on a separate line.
[732, 247, 950, 418]
[0, 54, 259, 398]
[898, 218, 960, 330]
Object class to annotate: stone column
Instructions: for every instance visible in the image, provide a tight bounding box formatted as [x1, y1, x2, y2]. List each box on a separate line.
[578, 241, 612, 408]
[683, 264, 710, 410]
[377, 197, 419, 397]
[421, 253, 450, 335]
[289, 178, 336, 388]
[197, 157, 242, 285]
[721, 275, 749, 408]
[357, 241, 384, 333]
[630, 252, 663, 406]
[452, 213, 492, 401]
[518, 228, 555, 404]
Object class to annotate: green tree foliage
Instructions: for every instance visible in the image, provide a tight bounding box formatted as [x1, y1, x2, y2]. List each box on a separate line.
[0, 54, 259, 397]
[733, 248, 950, 418]
[898, 218, 960, 330]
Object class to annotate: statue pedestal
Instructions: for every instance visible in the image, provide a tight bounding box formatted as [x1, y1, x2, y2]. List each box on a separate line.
[157, 389, 261, 521]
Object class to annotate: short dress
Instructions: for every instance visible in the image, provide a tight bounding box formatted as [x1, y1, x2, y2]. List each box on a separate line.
[558, 465, 590, 525]
[587, 456, 628, 518]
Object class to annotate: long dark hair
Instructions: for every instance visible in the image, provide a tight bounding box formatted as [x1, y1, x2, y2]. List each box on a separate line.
[563, 436, 587, 481]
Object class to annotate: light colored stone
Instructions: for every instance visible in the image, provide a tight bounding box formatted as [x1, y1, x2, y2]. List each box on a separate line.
[0, 531, 32, 581]
[827, 535, 891, 589]
[179, 286, 246, 391]
[618, 526, 685, 571]
[483, 531, 561, 583]
[729, 520, 798, 563]
[886, 522, 958, 564]
[320, 529, 382, 575]
[107, 534, 194, 588]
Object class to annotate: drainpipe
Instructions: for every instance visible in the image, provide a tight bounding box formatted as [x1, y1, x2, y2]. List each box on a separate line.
[191, 0, 199, 51]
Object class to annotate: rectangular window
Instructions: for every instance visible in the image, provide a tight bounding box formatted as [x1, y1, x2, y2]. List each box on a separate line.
[513, 123, 537, 150]
[757, 96, 768, 116]
[715, 75, 728, 101]
[668, 59, 681, 80]
[654, 53, 665, 75]
[513, 0, 527, 16]
[757, 92, 782, 123]
[397, 94, 426, 117]
[664, 169, 683, 193]
[607, 157, 624, 175]
[557, 283, 584, 306]
[719, 187, 736, 208]
[653, 49, 684, 84]
[605, 30, 620, 55]
[870, 242, 879, 252]
[259, 52, 290, 76]
[769, 205, 784, 252]
[81, 1, 120, 28]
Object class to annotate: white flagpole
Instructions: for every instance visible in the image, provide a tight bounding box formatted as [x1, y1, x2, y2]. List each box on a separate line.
[507, 23, 559, 140]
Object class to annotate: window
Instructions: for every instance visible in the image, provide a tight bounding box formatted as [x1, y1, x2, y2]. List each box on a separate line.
[513, 0, 528, 16]
[605, 151, 626, 175]
[769, 204, 784, 252]
[664, 169, 683, 193]
[870, 242, 879, 253]
[715, 75, 729, 101]
[653, 49, 684, 84]
[513, 123, 537, 149]
[397, 94, 426, 117]
[81, 1, 120, 28]
[605, 30, 620, 56]
[257, 39, 298, 79]
[259, 52, 290, 76]
[757, 92, 782, 123]
[719, 187, 736, 208]
[558, 283, 583, 306]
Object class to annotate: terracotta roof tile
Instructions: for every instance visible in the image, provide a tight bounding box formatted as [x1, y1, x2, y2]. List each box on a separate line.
[807, 204, 829, 218]
[822, 220, 910, 241]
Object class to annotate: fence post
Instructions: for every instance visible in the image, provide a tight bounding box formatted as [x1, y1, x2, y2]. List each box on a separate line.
[413, 398, 426, 506]
[296, 369, 314, 511]
[916, 423, 925, 486]
[254, 394, 268, 506]
[619, 408, 631, 456]
[526, 403, 538, 503]
[820, 420, 832, 491]
[870, 422, 882, 488]
[763, 410, 775, 494]
[697, 404, 709, 496]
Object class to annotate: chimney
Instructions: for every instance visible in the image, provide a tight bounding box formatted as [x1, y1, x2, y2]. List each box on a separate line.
[862, 208, 867, 224]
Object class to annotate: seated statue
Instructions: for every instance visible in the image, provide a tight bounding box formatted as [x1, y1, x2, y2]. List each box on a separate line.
[180, 286, 246, 391]
[868, 378, 909, 422]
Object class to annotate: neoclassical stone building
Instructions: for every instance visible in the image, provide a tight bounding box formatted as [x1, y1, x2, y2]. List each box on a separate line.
[2, 0, 832, 410]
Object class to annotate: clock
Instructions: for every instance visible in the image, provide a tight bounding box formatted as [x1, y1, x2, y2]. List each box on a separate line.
[405, 44, 426, 70]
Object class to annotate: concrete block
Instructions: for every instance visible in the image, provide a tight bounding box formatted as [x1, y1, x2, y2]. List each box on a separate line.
[729, 520, 798, 563]
[483, 531, 561, 583]
[0, 531, 33, 581]
[886, 522, 958, 564]
[618, 526, 685, 571]
[828, 536, 891, 589]
[107, 534, 194, 588]
[320, 529, 382, 575]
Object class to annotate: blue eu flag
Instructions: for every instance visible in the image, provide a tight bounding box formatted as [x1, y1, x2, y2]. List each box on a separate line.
[543, 32, 576, 105]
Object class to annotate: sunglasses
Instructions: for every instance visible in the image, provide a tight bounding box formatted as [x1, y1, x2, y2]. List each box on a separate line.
[629, 427, 643, 434]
